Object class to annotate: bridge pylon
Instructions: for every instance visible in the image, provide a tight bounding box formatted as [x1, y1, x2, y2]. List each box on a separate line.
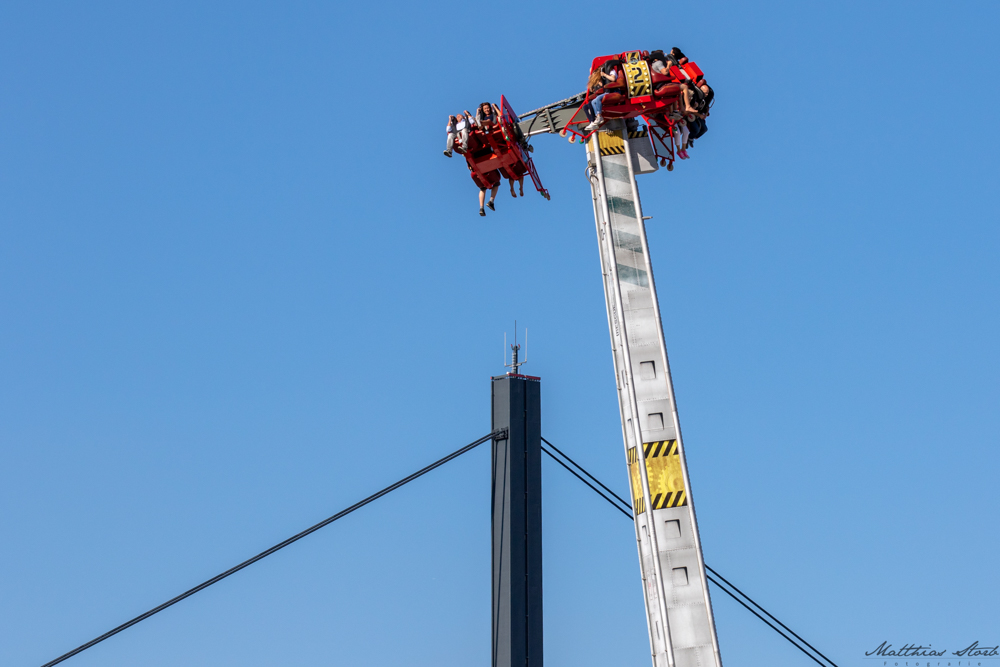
[491, 372, 542, 667]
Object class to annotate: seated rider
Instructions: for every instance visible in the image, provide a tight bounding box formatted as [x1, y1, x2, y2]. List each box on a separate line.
[647, 49, 682, 100]
[443, 110, 474, 158]
[475, 102, 501, 132]
[648, 49, 678, 74]
[681, 79, 709, 117]
[677, 81, 713, 159]
[472, 101, 502, 216]
[584, 62, 620, 132]
[444, 115, 457, 157]
[508, 175, 523, 199]
[479, 175, 501, 217]
[684, 83, 714, 153]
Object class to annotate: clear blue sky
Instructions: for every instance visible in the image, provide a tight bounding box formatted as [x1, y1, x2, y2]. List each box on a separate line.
[2, 2, 998, 666]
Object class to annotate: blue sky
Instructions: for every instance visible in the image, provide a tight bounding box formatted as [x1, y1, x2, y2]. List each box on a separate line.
[2, 2, 998, 666]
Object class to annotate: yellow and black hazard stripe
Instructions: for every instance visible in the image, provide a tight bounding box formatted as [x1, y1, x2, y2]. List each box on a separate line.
[643, 439, 678, 458]
[650, 489, 686, 509]
[598, 131, 625, 156]
[627, 439, 688, 513]
[597, 129, 650, 156]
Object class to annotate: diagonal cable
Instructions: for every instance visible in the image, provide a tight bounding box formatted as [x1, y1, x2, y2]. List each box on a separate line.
[705, 565, 839, 667]
[703, 577, 829, 667]
[41, 430, 502, 667]
[541, 437, 632, 509]
[540, 435, 838, 667]
[541, 446, 633, 519]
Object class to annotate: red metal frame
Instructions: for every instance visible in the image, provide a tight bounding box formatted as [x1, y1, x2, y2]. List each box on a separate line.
[460, 96, 550, 200]
[644, 115, 677, 171]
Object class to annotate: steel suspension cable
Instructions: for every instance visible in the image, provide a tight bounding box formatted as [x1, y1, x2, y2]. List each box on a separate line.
[541, 446, 632, 519]
[41, 430, 502, 667]
[701, 576, 830, 667]
[704, 565, 839, 667]
[541, 437, 631, 509]
[540, 436, 839, 667]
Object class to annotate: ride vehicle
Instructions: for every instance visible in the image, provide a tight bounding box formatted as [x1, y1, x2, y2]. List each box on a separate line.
[457, 96, 550, 200]
[560, 50, 706, 170]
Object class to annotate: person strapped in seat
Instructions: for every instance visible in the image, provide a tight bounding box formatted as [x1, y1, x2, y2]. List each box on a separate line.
[584, 60, 622, 132]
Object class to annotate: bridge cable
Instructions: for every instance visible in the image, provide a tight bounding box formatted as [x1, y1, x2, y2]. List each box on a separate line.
[40, 430, 502, 667]
[704, 565, 840, 667]
[539, 439, 838, 667]
[541, 437, 631, 509]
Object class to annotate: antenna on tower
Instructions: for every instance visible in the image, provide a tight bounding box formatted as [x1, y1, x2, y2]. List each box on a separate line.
[505, 321, 528, 375]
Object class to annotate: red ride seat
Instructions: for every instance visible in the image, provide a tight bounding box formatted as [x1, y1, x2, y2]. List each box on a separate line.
[683, 61, 704, 81]
[649, 68, 675, 85]
[602, 92, 626, 107]
[653, 83, 681, 98]
[650, 68, 681, 97]
[604, 78, 626, 93]
[669, 62, 705, 84]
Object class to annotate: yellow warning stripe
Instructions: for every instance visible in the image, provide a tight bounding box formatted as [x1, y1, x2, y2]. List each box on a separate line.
[650, 490, 686, 509]
[627, 440, 687, 513]
[643, 440, 678, 458]
[597, 131, 623, 156]
[597, 129, 650, 156]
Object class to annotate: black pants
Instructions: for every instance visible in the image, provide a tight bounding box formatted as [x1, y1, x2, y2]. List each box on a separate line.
[688, 118, 708, 140]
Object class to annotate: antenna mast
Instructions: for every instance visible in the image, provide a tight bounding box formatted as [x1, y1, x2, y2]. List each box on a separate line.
[505, 321, 528, 375]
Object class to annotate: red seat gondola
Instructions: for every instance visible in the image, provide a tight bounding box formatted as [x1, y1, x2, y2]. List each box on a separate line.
[460, 96, 550, 200]
[560, 50, 708, 172]
[562, 51, 707, 131]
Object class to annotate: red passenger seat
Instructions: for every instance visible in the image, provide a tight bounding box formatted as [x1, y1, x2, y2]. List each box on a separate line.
[602, 92, 626, 107]
[650, 68, 676, 86]
[683, 62, 704, 81]
[669, 62, 705, 84]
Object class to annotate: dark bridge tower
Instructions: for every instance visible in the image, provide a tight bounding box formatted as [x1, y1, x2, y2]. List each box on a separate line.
[491, 373, 542, 667]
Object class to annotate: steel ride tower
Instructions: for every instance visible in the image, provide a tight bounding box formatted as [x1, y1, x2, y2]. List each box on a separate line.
[585, 120, 723, 667]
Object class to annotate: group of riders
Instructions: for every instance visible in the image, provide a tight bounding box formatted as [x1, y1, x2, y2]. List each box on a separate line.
[443, 47, 715, 215]
[586, 47, 714, 161]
